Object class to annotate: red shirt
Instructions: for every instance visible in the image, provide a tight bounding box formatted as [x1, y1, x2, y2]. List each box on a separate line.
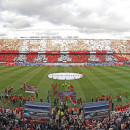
[30, 120, 34, 126]
[0, 107, 3, 112]
[66, 96, 68, 101]
[23, 83, 26, 88]
[71, 89, 74, 91]
[22, 120, 25, 125]
[66, 124, 70, 130]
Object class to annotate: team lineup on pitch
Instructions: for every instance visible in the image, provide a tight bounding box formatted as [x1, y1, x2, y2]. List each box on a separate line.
[0, 65, 129, 108]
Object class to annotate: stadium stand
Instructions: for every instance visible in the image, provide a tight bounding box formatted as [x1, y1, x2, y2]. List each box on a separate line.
[0, 39, 129, 52]
[14, 54, 26, 62]
[34, 54, 47, 63]
[0, 96, 129, 129]
[0, 39, 129, 64]
[0, 38, 129, 129]
[0, 53, 128, 64]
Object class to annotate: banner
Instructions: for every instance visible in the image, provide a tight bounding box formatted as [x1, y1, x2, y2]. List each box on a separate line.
[25, 86, 38, 93]
[46, 51, 60, 54]
[83, 101, 110, 119]
[24, 102, 51, 122]
[59, 91, 76, 97]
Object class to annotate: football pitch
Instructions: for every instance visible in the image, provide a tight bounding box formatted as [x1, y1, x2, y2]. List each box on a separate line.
[0, 65, 129, 108]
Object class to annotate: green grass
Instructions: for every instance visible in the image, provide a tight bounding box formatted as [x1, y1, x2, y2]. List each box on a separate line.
[0, 65, 129, 108]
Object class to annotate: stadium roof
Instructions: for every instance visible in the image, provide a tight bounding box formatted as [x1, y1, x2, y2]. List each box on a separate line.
[0, 29, 130, 40]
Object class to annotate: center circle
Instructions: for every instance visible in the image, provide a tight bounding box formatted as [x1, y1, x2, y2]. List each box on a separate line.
[48, 73, 83, 80]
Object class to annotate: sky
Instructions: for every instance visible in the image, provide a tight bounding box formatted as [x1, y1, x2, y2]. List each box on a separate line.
[0, 0, 130, 39]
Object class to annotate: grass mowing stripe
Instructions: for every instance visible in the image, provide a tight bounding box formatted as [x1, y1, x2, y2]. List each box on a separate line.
[13, 67, 50, 98]
[107, 66, 130, 76]
[38, 66, 59, 88]
[96, 66, 130, 89]
[100, 67, 130, 89]
[0, 65, 12, 70]
[0, 66, 35, 92]
[115, 66, 130, 71]
[63, 67, 86, 107]
[63, 67, 82, 107]
[82, 66, 129, 105]
[75, 67, 102, 102]
[52, 67, 65, 90]
[105, 67, 130, 80]
[87, 67, 115, 95]
[10, 67, 39, 92]
[83, 67, 114, 95]
[27, 67, 48, 86]
[0, 66, 28, 80]
[0, 66, 129, 108]
[64, 67, 86, 99]
[51, 67, 66, 98]
[83, 67, 110, 95]
[78, 67, 102, 97]
[91, 67, 124, 95]
[37, 67, 59, 103]
[0, 66, 16, 73]
[26, 67, 56, 101]
[0, 66, 22, 77]
[70, 67, 94, 101]
[92, 67, 130, 103]
[68, 67, 85, 97]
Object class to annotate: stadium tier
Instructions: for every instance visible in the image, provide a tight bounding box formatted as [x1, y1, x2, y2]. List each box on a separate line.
[0, 39, 129, 53]
[0, 53, 129, 63]
[0, 39, 129, 63]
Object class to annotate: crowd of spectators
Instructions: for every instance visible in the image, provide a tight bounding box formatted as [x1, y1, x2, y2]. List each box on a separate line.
[0, 103, 129, 129]
[0, 53, 128, 63]
[0, 39, 129, 53]
[0, 38, 129, 63]
[0, 85, 129, 129]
